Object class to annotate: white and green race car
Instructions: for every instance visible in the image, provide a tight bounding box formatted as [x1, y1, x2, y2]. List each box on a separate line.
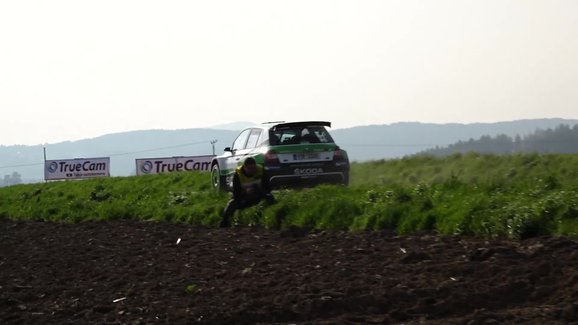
[210, 121, 349, 191]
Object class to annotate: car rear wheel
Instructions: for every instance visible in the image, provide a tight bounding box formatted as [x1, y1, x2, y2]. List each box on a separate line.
[211, 164, 226, 191]
[342, 173, 350, 186]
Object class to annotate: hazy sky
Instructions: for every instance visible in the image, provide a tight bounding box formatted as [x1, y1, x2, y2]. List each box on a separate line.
[1, 0, 577, 145]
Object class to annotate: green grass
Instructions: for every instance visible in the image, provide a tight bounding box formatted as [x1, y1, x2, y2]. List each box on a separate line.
[0, 172, 225, 225]
[350, 152, 578, 188]
[1, 153, 578, 239]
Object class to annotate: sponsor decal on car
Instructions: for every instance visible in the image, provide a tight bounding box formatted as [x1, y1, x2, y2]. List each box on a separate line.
[294, 168, 324, 175]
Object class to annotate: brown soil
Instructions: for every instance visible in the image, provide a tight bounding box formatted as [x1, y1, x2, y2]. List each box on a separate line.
[1, 219, 577, 324]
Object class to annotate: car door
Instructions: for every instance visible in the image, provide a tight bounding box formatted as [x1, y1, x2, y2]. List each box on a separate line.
[225, 128, 252, 175]
[235, 128, 264, 163]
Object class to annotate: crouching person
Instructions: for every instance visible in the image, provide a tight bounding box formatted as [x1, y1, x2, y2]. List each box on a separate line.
[220, 157, 276, 228]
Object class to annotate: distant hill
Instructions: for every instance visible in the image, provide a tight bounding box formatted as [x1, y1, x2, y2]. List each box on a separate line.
[331, 118, 578, 161]
[420, 124, 578, 156]
[1, 118, 578, 184]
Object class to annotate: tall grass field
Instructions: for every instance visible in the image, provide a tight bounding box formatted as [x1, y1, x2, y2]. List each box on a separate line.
[1, 153, 577, 239]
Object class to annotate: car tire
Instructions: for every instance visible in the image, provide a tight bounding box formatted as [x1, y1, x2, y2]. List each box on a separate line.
[342, 173, 350, 186]
[211, 164, 226, 191]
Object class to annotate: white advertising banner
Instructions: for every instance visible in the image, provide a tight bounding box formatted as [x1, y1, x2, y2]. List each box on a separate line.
[135, 155, 215, 176]
[45, 157, 111, 181]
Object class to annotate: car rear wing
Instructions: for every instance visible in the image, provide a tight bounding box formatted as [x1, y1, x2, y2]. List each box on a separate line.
[271, 121, 331, 130]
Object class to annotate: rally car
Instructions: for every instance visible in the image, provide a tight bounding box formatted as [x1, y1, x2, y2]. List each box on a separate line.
[210, 121, 349, 191]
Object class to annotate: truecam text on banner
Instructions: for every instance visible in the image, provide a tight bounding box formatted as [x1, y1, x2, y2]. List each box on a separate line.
[135, 155, 215, 176]
[45, 157, 111, 181]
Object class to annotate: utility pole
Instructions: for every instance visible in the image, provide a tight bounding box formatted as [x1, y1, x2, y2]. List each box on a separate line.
[210, 140, 218, 156]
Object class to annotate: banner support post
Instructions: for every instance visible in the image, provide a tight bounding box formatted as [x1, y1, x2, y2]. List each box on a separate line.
[43, 147, 47, 183]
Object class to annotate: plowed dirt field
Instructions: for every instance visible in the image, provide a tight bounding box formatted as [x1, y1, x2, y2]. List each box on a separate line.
[1, 219, 577, 324]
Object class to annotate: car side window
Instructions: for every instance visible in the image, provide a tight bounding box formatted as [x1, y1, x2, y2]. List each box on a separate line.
[232, 129, 251, 151]
[245, 129, 262, 149]
[257, 130, 269, 146]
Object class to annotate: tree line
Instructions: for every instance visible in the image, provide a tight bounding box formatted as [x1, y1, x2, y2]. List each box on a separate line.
[0, 172, 22, 187]
[420, 124, 578, 156]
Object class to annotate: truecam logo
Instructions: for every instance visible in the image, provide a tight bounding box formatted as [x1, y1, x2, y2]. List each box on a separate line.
[47, 162, 59, 173]
[140, 161, 154, 174]
[140, 159, 212, 174]
[47, 160, 107, 173]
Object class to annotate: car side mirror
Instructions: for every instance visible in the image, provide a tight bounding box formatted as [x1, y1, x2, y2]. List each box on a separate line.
[224, 147, 231, 152]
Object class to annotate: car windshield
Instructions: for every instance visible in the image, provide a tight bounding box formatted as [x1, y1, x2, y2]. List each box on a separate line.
[269, 125, 334, 146]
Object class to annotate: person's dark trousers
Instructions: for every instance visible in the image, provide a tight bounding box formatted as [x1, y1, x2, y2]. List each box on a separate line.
[220, 194, 276, 228]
